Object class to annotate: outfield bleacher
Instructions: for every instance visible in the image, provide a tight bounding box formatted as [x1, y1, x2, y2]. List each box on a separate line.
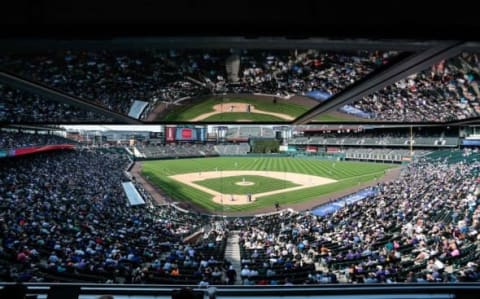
[344, 148, 430, 162]
[289, 136, 459, 148]
[137, 143, 218, 158]
[424, 149, 480, 164]
[226, 126, 275, 140]
[215, 143, 251, 155]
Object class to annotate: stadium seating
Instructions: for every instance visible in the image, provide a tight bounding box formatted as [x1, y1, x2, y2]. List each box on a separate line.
[0, 130, 76, 150]
[352, 53, 480, 122]
[215, 143, 251, 156]
[289, 130, 460, 149]
[0, 83, 112, 123]
[0, 147, 226, 285]
[136, 143, 218, 158]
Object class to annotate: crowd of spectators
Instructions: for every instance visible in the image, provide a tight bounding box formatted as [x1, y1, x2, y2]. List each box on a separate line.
[227, 150, 480, 284]
[353, 53, 480, 122]
[1, 50, 183, 115]
[0, 50, 212, 117]
[235, 50, 395, 95]
[0, 148, 229, 285]
[207, 50, 395, 97]
[0, 83, 112, 123]
[0, 130, 75, 150]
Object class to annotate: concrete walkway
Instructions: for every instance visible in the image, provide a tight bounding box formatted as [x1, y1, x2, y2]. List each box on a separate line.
[224, 231, 242, 285]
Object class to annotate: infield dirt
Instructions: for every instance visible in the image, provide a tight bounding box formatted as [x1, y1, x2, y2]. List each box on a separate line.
[169, 170, 337, 205]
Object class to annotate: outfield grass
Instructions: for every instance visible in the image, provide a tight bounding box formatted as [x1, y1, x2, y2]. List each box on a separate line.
[202, 112, 285, 122]
[141, 157, 397, 213]
[195, 175, 299, 194]
[161, 97, 310, 122]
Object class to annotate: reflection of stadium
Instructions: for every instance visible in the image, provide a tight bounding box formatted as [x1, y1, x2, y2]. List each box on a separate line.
[0, 47, 396, 123]
[3, 43, 480, 124]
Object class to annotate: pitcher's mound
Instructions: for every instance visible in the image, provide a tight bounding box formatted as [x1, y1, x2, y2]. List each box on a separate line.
[235, 181, 255, 186]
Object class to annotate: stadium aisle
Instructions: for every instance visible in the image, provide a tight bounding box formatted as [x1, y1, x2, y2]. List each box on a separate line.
[224, 231, 242, 285]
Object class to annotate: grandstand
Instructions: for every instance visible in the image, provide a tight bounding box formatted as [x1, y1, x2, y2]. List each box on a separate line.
[136, 143, 218, 159]
[214, 143, 251, 156]
[225, 126, 276, 141]
[0, 83, 115, 123]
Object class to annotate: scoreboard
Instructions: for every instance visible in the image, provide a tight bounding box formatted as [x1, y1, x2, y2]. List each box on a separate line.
[165, 126, 207, 142]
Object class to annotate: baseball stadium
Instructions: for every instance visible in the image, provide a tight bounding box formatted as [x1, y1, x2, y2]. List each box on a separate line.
[2, 35, 480, 299]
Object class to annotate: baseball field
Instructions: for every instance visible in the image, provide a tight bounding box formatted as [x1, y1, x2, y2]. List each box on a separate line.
[158, 96, 369, 122]
[140, 157, 397, 213]
[161, 97, 307, 122]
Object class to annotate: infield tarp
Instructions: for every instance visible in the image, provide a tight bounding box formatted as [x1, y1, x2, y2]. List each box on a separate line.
[340, 105, 373, 118]
[463, 139, 480, 146]
[312, 187, 378, 217]
[305, 90, 332, 101]
[122, 182, 145, 206]
[128, 100, 149, 119]
[305, 90, 372, 118]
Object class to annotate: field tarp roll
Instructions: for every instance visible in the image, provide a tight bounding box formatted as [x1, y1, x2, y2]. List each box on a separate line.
[305, 90, 332, 101]
[128, 100, 149, 119]
[122, 182, 145, 206]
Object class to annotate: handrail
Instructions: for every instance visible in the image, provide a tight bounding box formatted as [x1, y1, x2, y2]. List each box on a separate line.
[2, 283, 479, 298]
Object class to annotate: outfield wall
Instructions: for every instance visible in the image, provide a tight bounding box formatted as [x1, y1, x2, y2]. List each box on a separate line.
[137, 153, 292, 161]
[133, 153, 220, 161]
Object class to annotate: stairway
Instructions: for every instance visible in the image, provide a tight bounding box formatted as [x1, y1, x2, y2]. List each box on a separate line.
[224, 231, 242, 285]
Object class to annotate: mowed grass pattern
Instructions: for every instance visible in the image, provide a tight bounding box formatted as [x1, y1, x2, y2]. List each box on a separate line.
[203, 112, 284, 122]
[195, 175, 299, 194]
[161, 97, 309, 121]
[141, 157, 396, 213]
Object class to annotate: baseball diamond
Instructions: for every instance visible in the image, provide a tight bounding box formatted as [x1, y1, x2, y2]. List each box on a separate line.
[140, 157, 396, 213]
[159, 95, 368, 122]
